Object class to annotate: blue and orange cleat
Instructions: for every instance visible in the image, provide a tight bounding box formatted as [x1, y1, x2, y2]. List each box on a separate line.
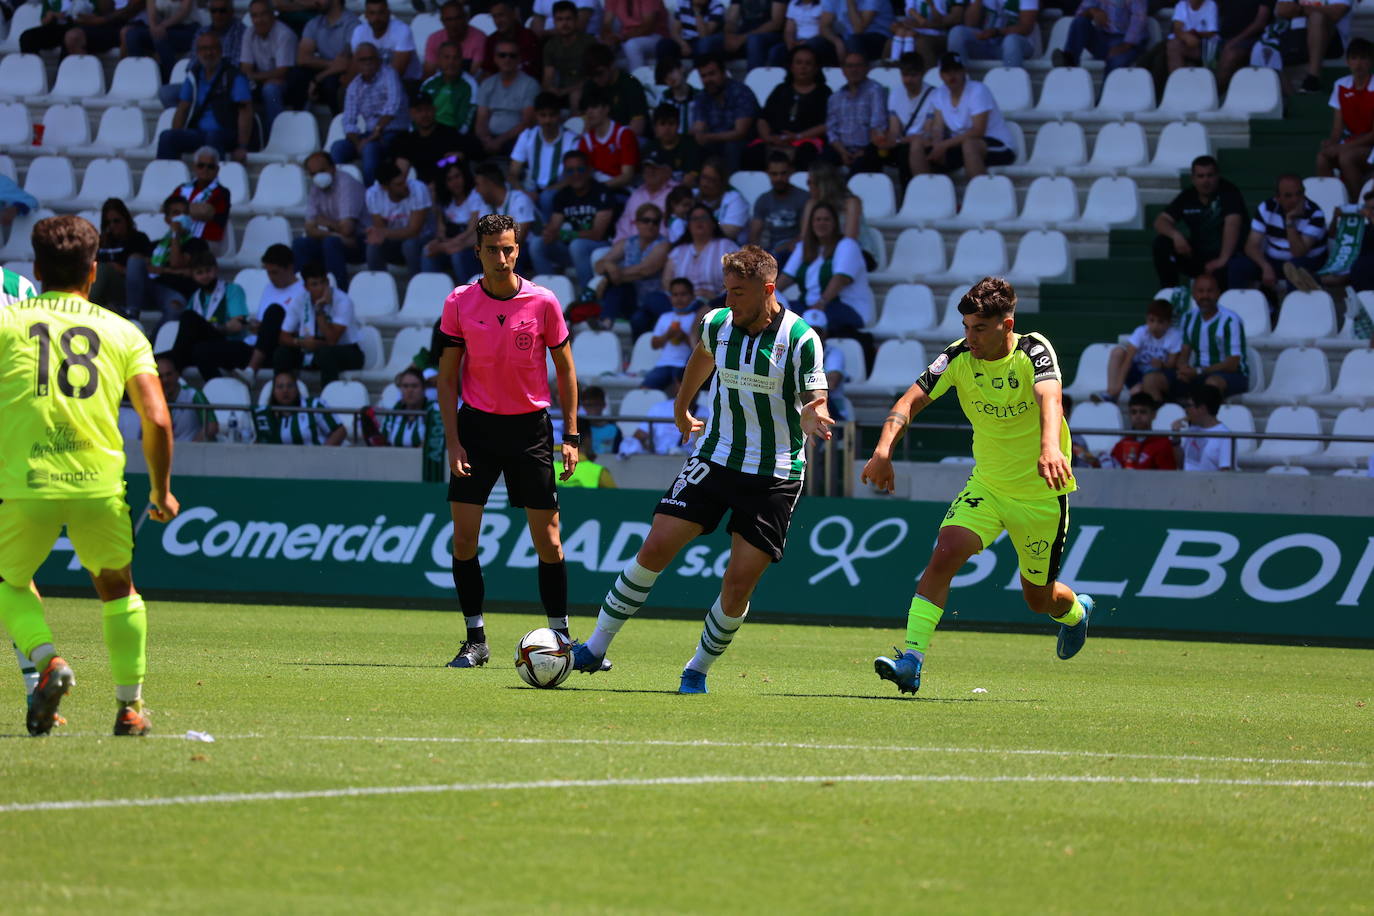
[874, 649, 923, 695]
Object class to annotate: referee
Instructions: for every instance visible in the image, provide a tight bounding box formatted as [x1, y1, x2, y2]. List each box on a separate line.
[436, 213, 582, 669]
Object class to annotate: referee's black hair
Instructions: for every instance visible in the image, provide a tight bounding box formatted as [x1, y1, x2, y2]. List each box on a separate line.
[957, 277, 1017, 320]
[476, 213, 518, 244]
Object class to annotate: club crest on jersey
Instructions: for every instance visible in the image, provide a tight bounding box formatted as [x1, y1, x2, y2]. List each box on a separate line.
[671, 477, 688, 499]
[992, 378, 1004, 388]
[514, 332, 533, 350]
[768, 341, 788, 366]
[928, 353, 950, 376]
[1008, 376, 1019, 388]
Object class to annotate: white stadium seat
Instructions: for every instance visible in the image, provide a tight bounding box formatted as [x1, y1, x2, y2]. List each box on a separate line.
[1246, 347, 1330, 405]
[848, 173, 896, 221]
[1006, 230, 1069, 283]
[1303, 177, 1347, 225]
[1322, 408, 1374, 462]
[1152, 402, 1185, 431]
[134, 108, 178, 159]
[324, 113, 346, 149]
[1218, 404, 1258, 454]
[616, 388, 668, 437]
[0, 54, 47, 100]
[938, 289, 967, 337]
[1310, 349, 1374, 408]
[1128, 121, 1209, 178]
[0, 209, 54, 261]
[870, 228, 945, 282]
[320, 380, 369, 439]
[92, 57, 160, 108]
[0, 102, 29, 146]
[1205, 67, 1282, 120]
[409, 12, 443, 53]
[1085, 121, 1149, 173]
[42, 54, 105, 102]
[70, 158, 133, 210]
[729, 171, 769, 207]
[873, 174, 957, 228]
[396, 272, 455, 325]
[572, 329, 622, 377]
[928, 229, 1007, 283]
[941, 175, 1016, 228]
[23, 156, 76, 206]
[131, 159, 191, 211]
[1145, 67, 1218, 121]
[1064, 342, 1115, 400]
[626, 332, 659, 376]
[1033, 68, 1094, 116]
[872, 284, 937, 339]
[982, 67, 1033, 115]
[534, 273, 575, 308]
[0, 154, 16, 181]
[250, 111, 321, 164]
[1265, 465, 1310, 475]
[363, 327, 431, 383]
[1087, 67, 1155, 118]
[89, 105, 148, 154]
[1012, 176, 1079, 226]
[352, 326, 385, 376]
[217, 161, 251, 206]
[39, 104, 90, 150]
[1064, 176, 1141, 230]
[1247, 346, 1266, 392]
[869, 66, 905, 103]
[849, 340, 926, 395]
[133, 212, 167, 243]
[1253, 406, 1322, 459]
[1069, 401, 1122, 454]
[246, 162, 308, 216]
[201, 377, 254, 442]
[744, 67, 786, 105]
[1271, 290, 1336, 343]
[1218, 289, 1271, 340]
[0, 5, 43, 54]
[347, 271, 400, 320]
[152, 321, 180, 354]
[223, 216, 291, 269]
[822, 67, 845, 92]
[1002, 121, 1086, 177]
[829, 337, 867, 386]
[233, 269, 268, 313]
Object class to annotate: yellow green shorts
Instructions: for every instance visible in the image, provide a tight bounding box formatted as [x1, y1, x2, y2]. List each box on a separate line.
[940, 478, 1069, 587]
[0, 496, 135, 584]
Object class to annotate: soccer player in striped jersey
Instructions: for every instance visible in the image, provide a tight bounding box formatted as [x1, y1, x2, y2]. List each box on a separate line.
[863, 277, 1095, 695]
[1, 264, 37, 307]
[572, 245, 834, 693]
[0, 215, 179, 736]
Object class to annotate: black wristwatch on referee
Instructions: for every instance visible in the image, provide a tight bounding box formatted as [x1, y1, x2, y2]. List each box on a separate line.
[562, 433, 581, 446]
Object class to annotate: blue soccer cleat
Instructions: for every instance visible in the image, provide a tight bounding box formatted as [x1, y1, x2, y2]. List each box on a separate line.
[873, 649, 923, 695]
[571, 641, 612, 674]
[678, 668, 708, 694]
[1056, 594, 1094, 660]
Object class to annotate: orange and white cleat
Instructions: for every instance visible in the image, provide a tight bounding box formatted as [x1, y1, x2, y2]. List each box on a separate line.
[26, 657, 74, 736]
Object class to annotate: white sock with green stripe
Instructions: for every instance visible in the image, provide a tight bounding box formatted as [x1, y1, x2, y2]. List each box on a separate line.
[685, 598, 748, 675]
[585, 560, 660, 657]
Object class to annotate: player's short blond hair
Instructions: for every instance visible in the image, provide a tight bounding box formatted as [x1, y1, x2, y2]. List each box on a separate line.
[721, 245, 778, 284]
[32, 215, 98, 291]
[958, 277, 1017, 320]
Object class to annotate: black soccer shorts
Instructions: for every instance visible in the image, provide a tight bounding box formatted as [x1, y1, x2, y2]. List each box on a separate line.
[447, 405, 558, 510]
[654, 457, 803, 562]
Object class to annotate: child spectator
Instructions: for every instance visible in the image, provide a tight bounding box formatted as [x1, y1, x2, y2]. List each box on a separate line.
[1171, 383, 1234, 471]
[127, 195, 197, 320]
[580, 385, 624, 458]
[664, 185, 696, 243]
[642, 278, 700, 391]
[1102, 299, 1183, 405]
[1108, 394, 1178, 470]
[1316, 37, 1374, 204]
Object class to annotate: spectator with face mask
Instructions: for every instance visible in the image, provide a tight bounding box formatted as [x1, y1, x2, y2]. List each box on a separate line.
[295, 152, 367, 292]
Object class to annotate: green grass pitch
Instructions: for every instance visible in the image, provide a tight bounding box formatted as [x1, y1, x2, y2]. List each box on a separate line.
[1, 598, 1370, 914]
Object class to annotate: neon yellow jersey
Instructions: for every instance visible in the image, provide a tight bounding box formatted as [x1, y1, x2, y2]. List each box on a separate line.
[916, 331, 1077, 502]
[0, 291, 156, 499]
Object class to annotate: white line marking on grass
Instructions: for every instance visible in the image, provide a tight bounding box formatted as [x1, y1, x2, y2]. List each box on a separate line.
[3, 772, 1372, 814]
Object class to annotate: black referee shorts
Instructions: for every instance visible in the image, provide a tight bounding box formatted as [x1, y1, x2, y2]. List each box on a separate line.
[655, 457, 803, 562]
[448, 405, 558, 511]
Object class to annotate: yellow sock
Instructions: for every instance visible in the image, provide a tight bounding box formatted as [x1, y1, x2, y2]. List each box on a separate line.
[1051, 599, 1085, 627]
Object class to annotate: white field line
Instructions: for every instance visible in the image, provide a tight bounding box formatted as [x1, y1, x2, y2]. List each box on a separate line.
[3, 772, 1373, 815]
[145, 734, 1374, 770]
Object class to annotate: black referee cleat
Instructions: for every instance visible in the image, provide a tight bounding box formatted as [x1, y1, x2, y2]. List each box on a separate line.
[446, 641, 490, 668]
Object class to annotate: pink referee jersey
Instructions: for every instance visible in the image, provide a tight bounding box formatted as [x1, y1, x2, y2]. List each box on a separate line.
[439, 277, 570, 415]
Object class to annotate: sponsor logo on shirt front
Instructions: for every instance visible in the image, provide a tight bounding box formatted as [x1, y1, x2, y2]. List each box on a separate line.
[718, 368, 782, 394]
[27, 468, 100, 489]
[29, 424, 93, 459]
[970, 399, 1031, 419]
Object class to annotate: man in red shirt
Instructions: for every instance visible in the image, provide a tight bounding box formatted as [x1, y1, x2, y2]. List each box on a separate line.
[436, 213, 583, 669]
[1109, 394, 1178, 470]
[1317, 38, 1374, 202]
[576, 88, 640, 192]
[171, 147, 233, 244]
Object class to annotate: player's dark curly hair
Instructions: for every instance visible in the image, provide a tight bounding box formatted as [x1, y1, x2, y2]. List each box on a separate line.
[958, 277, 1017, 320]
[475, 213, 518, 244]
[32, 215, 99, 291]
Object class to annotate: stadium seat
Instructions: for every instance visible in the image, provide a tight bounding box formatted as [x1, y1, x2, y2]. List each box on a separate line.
[130, 107, 177, 159]
[258, 377, 311, 406]
[394, 272, 454, 325]
[1144, 67, 1218, 121]
[729, 170, 770, 207]
[1006, 230, 1069, 284]
[376, 382, 402, 407]
[321, 381, 369, 439]
[0, 54, 47, 100]
[1247, 345, 1266, 392]
[0, 154, 14, 181]
[131, 159, 191, 211]
[871, 284, 937, 339]
[615, 388, 668, 437]
[533, 273, 575, 308]
[859, 225, 886, 272]
[1264, 465, 1310, 474]
[224, 216, 291, 269]
[1032, 68, 1094, 117]
[202, 377, 254, 442]
[626, 331, 658, 376]
[0, 208, 53, 261]
[346, 271, 399, 321]
[869, 67, 904, 102]
[940, 175, 1016, 228]
[1001, 121, 1086, 177]
[88, 105, 147, 154]
[1063, 342, 1115, 400]
[324, 113, 346, 150]
[1152, 402, 1185, 431]
[629, 65, 655, 93]
[937, 289, 967, 338]
[1010, 176, 1079, 227]
[1303, 177, 1347, 225]
[1063, 176, 1141, 230]
[1271, 290, 1336, 344]
[1204, 67, 1282, 120]
[232, 268, 267, 311]
[152, 320, 180, 354]
[1127, 121, 1209, 178]
[1217, 403, 1257, 454]
[409, 12, 443, 53]
[70, 158, 133, 210]
[39, 104, 90, 151]
[848, 173, 896, 221]
[981, 67, 1033, 115]
[873, 174, 956, 228]
[216, 160, 251, 206]
[133, 212, 166, 242]
[1321, 408, 1374, 464]
[0, 102, 29, 146]
[849, 340, 926, 395]
[822, 67, 845, 92]
[246, 162, 308, 216]
[92, 57, 160, 109]
[23, 156, 76, 206]
[927, 229, 1007, 283]
[249, 111, 320, 164]
[788, 171, 808, 192]
[1310, 349, 1374, 408]
[363, 327, 430, 383]
[1218, 289, 1271, 339]
[1253, 406, 1322, 458]
[1085, 67, 1155, 119]
[829, 336, 867, 386]
[42, 55, 105, 102]
[870, 228, 945, 282]
[1069, 401, 1122, 455]
[573, 330, 622, 378]
[743, 67, 786, 105]
[1245, 347, 1330, 405]
[1084, 121, 1149, 173]
[0, 4, 43, 54]
[351, 326, 385, 377]
[1002, 121, 1027, 164]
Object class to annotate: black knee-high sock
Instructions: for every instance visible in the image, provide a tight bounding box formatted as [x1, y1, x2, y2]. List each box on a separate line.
[538, 560, 569, 636]
[452, 555, 486, 643]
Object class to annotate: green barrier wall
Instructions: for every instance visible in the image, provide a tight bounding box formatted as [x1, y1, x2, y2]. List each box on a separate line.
[37, 475, 1374, 640]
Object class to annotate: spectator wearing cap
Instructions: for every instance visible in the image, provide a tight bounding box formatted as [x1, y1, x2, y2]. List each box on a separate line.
[598, 206, 673, 337]
[645, 103, 703, 188]
[424, 1, 488, 78]
[1152, 154, 1246, 288]
[584, 43, 652, 137]
[577, 90, 641, 193]
[510, 92, 584, 221]
[1316, 38, 1374, 204]
[826, 51, 889, 173]
[365, 161, 433, 278]
[802, 306, 851, 421]
[482, 0, 542, 79]
[475, 37, 540, 156]
[1108, 394, 1178, 470]
[543, 0, 596, 109]
[170, 146, 233, 246]
[295, 151, 366, 291]
[946, 0, 1039, 68]
[749, 151, 811, 262]
[823, 0, 895, 61]
[158, 31, 253, 163]
[391, 94, 469, 186]
[242, 0, 298, 137]
[908, 52, 1015, 178]
[333, 42, 408, 186]
[600, 0, 670, 71]
[420, 41, 479, 132]
[351, 0, 421, 86]
[613, 151, 678, 242]
[746, 43, 831, 172]
[1053, 0, 1148, 73]
[689, 52, 759, 172]
[725, 0, 788, 70]
[1228, 173, 1327, 296]
[288, 0, 358, 114]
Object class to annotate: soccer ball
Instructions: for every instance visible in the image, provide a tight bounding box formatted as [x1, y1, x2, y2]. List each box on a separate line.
[514, 628, 574, 689]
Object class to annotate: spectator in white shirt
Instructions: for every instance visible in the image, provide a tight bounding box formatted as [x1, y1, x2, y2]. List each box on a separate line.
[350, 0, 419, 84]
[365, 160, 432, 277]
[1103, 298, 1183, 405]
[1167, 0, 1217, 73]
[908, 51, 1014, 178]
[1172, 383, 1235, 471]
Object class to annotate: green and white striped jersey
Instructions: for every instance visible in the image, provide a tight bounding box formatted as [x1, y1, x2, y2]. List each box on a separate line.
[0, 266, 37, 308]
[694, 306, 827, 481]
[1178, 305, 1249, 377]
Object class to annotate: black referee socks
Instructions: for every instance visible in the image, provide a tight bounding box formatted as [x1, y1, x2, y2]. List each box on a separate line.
[452, 555, 486, 643]
[538, 560, 570, 637]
